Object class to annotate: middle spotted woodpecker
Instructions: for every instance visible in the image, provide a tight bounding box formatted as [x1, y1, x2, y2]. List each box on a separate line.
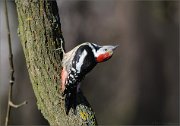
[61, 42, 118, 115]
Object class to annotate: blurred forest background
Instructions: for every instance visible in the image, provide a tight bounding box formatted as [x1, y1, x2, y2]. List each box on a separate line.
[0, 0, 179, 125]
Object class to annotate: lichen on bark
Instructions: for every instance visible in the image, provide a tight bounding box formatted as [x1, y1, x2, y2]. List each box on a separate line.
[15, 0, 97, 125]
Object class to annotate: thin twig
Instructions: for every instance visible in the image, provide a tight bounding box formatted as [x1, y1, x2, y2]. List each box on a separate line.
[4, 0, 27, 126]
[9, 101, 27, 108]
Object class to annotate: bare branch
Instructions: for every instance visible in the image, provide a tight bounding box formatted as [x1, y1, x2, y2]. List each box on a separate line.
[9, 101, 27, 108]
[4, 0, 27, 125]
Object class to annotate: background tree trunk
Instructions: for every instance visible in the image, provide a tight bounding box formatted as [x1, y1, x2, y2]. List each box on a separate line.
[15, 0, 97, 125]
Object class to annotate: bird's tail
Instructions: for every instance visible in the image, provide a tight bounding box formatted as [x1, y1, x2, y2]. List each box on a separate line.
[64, 88, 77, 115]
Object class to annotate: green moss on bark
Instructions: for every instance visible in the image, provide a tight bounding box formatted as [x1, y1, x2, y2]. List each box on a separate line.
[15, 0, 97, 125]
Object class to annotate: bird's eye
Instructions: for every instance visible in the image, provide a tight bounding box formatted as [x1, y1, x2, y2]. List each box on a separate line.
[104, 49, 107, 51]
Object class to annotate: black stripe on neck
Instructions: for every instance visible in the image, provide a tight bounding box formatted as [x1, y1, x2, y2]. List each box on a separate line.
[91, 43, 100, 51]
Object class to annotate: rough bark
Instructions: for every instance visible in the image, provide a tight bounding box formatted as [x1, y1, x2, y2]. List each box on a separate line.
[15, 0, 97, 125]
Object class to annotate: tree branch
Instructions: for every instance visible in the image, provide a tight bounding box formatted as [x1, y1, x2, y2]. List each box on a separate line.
[15, 0, 97, 125]
[9, 101, 27, 108]
[4, 0, 27, 125]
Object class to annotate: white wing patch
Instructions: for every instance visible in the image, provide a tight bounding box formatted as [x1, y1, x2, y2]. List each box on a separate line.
[76, 50, 87, 73]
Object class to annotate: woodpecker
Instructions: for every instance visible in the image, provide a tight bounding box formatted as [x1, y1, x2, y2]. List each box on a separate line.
[61, 42, 118, 115]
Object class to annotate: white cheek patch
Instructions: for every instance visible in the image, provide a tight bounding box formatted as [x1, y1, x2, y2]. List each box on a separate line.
[96, 48, 105, 56]
[76, 50, 87, 73]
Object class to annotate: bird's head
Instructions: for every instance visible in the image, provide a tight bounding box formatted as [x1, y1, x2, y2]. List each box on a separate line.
[89, 43, 118, 63]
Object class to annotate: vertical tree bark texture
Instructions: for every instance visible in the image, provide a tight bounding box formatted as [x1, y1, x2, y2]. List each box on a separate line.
[15, 0, 97, 125]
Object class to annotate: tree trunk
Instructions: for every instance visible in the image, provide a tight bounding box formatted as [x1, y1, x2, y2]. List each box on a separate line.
[15, 0, 97, 125]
